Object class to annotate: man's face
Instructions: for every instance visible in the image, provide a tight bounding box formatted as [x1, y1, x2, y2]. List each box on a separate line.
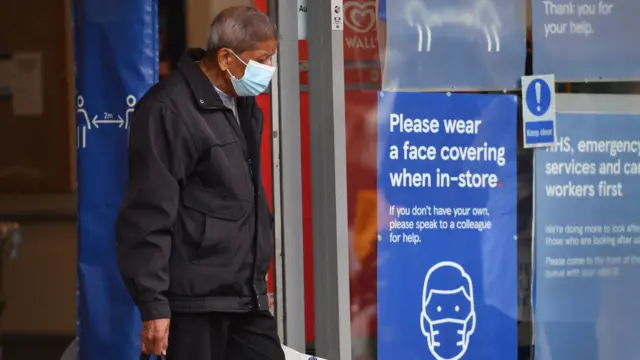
[224, 39, 277, 80]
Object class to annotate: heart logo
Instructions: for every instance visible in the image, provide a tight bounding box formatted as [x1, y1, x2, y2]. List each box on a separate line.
[344, 0, 376, 34]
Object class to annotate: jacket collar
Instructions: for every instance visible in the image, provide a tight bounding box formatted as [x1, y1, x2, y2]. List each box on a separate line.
[177, 48, 227, 110]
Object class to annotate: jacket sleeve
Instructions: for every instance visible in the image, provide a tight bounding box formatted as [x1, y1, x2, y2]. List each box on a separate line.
[116, 101, 196, 321]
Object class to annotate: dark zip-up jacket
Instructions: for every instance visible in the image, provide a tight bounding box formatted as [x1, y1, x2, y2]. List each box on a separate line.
[116, 49, 273, 321]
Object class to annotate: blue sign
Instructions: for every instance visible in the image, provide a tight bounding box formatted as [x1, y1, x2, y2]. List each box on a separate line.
[382, 0, 526, 90]
[74, 0, 158, 358]
[534, 112, 640, 360]
[524, 120, 555, 146]
[533, 0, 640, 80]
[377, 92, 518, 359]
[378, 0, 387, 21]
[522, 75, 556, 148]
[525, 79, 552, 117]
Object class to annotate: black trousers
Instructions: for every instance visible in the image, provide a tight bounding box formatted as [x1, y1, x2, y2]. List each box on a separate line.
[166, 311, 285, 360]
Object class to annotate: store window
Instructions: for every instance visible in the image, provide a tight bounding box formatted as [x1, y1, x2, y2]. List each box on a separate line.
[299, 0, 640, 359]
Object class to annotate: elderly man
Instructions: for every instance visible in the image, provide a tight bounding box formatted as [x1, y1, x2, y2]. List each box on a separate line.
[116, 6, 283, 360]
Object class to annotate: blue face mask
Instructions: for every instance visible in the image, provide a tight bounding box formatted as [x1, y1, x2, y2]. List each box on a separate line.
[227, 51, 276, 97]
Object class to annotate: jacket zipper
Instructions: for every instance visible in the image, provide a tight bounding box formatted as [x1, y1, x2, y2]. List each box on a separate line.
[248, 158, 263, 310]
[232, 105, 263, 311]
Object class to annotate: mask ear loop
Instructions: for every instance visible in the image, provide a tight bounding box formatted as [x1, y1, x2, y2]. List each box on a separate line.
[421, 310, 439, 349]
[227, 49, 248, 66]
[225, 49, 249, 80]
[420, 310, 430, 337]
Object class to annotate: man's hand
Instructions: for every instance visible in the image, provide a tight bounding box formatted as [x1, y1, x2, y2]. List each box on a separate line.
[141, 318, 170, 356]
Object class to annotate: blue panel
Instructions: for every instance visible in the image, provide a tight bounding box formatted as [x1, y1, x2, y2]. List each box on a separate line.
[533, 0, 640, 80]
[534, 113, 640, 360]
[377, 92, 518, 359]
[74, 0, 158, 359]
[383, 0, 526, 90]
[379, 0, 387, 22]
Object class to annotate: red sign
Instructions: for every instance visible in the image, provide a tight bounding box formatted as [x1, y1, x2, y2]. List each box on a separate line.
[343, 0, 379, 61]
[298, 0, 381, 86]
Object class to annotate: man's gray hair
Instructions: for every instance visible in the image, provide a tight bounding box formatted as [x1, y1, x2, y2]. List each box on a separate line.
[206, 6, 278, 55]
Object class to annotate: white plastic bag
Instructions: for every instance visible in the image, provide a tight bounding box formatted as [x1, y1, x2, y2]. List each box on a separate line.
[281, 344, 327, 360]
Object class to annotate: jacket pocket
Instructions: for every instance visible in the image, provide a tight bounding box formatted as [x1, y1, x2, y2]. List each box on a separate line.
[181, 185, 253, 265]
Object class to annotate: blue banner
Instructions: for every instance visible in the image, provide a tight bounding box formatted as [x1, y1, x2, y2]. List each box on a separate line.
[377, 92, 518, 359]
[382, 0, 526, 90]
[534, 112, 640, 360]
[532, 0, 640, 80]
[74, 0, 158, 358]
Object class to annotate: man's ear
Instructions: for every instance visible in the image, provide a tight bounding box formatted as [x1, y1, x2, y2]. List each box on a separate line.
[217, 48, 231, 71]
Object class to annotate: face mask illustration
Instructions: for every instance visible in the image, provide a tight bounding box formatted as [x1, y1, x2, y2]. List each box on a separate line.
[420, 262, 476, 360]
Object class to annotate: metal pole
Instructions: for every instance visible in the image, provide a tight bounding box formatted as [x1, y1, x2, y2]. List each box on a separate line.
[307, 0, 352, 358]
[268, 0, 306, 352]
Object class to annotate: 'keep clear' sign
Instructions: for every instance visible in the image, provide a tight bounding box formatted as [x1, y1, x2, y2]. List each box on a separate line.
[522, 74, 556, 148]
[377, 92, 518, 360]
